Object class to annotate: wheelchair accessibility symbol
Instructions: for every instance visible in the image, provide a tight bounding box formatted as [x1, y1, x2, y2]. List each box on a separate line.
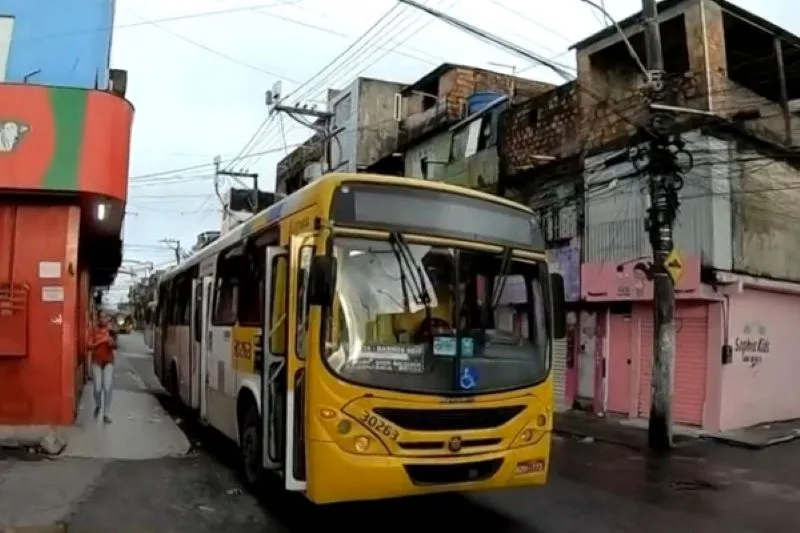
[459, 366, 478, 390]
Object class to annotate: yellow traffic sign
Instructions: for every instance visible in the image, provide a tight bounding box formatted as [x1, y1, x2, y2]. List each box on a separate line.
[665, 248, 683, 284]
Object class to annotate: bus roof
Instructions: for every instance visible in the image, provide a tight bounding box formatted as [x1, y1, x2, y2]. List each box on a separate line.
[156, 173, 534, 283]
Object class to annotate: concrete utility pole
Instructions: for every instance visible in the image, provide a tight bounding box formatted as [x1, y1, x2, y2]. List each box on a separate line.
[214, 157, 260, 213]
[265, 82, 337, 173]
[160, 238, 182, 264]
[641, 0, 685, 452]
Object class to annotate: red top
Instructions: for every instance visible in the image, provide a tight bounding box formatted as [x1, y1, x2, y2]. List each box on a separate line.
[91, 326, 115, 366]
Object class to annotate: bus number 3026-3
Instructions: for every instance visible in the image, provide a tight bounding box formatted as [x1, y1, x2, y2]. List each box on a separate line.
[360, 411, 400, 441]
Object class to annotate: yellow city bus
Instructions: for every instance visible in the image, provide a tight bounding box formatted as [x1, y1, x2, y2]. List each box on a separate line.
[155, 173, 566, 504]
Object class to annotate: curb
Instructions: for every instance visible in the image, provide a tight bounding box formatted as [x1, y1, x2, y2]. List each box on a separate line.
[554, 426, 701, 453]
[554, 427, 648, 452]
[0, 431, 66, 456]
[707, 432, 800, 450]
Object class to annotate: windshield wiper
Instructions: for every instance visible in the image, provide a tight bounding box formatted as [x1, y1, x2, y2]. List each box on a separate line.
[387, 235, 412, 313]
[490, 246, 514, 312]
[389, 233, 434, 342]
[389, 233, 431, 308]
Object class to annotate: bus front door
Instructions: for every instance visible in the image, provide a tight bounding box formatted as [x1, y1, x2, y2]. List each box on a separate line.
[200, 277, 212, 421]
[190, 280, 203, 410]
[285, 235, 313, 491]
[262, 246, 288, 473]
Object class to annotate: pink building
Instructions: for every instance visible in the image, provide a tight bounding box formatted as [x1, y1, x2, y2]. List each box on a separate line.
[714, 275, 800, 431]
[570, 256, 800, 432]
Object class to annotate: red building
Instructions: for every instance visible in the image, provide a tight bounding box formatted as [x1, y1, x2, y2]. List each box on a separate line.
[0, 83, 133, 425]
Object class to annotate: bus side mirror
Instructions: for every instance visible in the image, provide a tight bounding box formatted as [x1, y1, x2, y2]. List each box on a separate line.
[550, 273, 567, 339]
[308, 255, 337, 306]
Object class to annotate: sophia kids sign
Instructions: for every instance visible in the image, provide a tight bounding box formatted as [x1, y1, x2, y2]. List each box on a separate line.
[734, 322, 770, 366]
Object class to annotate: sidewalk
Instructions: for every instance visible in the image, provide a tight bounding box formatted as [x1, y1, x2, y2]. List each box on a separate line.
[554, 410, 702, 451]
[0, 340, 190, 528]
[555, 410, 800, 451]
[708, 418, 800, 449]
[62, 353, 189, 460]
[0, 345, 188, 460]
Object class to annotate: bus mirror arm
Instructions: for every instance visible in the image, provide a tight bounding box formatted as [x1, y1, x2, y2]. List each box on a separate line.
[308, 255, 337, 307]
[550, 273, 567, 339]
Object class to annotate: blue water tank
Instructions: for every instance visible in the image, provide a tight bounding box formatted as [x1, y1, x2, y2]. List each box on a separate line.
[467, 91, 505, 114]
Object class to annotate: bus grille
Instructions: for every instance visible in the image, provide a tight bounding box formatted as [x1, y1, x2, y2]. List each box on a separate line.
[404, 458, 503, 485]
[398, 438, 501, 451]
[373, 406, 525, 431]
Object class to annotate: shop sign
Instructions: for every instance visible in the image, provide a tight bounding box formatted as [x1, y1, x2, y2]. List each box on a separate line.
[734, 322, 770, 366]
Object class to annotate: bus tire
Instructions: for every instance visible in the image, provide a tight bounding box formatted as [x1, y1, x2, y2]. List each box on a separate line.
[239, 403, 265, 490]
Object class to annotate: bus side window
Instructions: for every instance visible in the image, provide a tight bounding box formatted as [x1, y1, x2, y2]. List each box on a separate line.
[213, 253, 240, 326]
[193, 285, 202, 342]
[295, 246, 314, 359]
[238, 246, 266, 328]
[168, 281, 180, 326]
[269, 255, 288, 355]
[169, 277, 185, 327]
[158, 284, 169, 328]
[179, 276, 192, 326]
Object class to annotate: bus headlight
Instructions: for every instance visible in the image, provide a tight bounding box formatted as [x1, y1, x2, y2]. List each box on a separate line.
[354, 436, 370, 452]
[512, 413, 550, 448]
[512, 426, 546, 447]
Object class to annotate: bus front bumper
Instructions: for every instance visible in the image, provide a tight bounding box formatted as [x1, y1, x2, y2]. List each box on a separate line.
[306, 438, 550, 504]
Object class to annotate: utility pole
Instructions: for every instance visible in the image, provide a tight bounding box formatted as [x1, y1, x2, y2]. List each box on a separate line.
[214, 157, 260, 213]
[160, 238, 182, 264]
[394, 0, 689, 450]
[641, 0, 684, 452]
[265, 81, 337, 178]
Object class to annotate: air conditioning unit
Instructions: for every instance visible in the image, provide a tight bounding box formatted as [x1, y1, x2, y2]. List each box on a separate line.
[109, 69, 128, 98]
[393, 93, 403, 121]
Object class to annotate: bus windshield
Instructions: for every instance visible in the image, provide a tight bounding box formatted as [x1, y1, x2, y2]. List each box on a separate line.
[325, 236, 549, 395]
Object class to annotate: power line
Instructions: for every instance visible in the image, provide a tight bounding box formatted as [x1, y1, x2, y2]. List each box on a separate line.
[249, 5, 443, 66]
[123, 9, 300, 81]
[128, 144, 300, 181]
[243, 1, 455, 169]
[11, 1, 309, 45]
[224, 3, 409, 170]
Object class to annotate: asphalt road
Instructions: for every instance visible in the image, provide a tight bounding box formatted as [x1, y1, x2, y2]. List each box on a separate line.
[61, 333, 800, 533]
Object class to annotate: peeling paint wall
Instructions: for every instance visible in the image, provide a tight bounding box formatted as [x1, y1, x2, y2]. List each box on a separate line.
[583, 131, 732, 267]
[356, 78, 405, 169]
[404, 133, 450, 180]
[730, 141, 800, 280]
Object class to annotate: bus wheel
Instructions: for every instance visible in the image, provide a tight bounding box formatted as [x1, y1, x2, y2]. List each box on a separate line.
[239, 405, 265, 490]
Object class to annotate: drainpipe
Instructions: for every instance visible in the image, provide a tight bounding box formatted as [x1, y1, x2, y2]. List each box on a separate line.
[699, 0, 714, 112]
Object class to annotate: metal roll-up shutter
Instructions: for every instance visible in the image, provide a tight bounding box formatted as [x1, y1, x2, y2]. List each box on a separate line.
[551, 338, 568, 412]
[638, 303, 708, 426]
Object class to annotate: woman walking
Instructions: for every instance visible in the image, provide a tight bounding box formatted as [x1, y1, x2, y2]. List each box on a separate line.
[89, 312, 116, 423]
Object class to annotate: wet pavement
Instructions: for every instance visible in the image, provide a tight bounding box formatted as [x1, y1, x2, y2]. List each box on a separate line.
[3, 333, 800, 532]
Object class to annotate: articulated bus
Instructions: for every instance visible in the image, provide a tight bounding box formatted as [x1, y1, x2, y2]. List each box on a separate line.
[154, 173, 566, 504]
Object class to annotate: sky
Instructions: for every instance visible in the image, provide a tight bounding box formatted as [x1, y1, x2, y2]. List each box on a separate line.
[109, 0, 792, 302]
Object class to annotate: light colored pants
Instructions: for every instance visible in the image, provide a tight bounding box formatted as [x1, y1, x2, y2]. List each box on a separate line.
[92, 363, 114, 413]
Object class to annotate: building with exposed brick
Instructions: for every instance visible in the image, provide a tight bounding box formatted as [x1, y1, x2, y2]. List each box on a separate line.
[500, 0, 800, 433]
[276, 64, 551, 193]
